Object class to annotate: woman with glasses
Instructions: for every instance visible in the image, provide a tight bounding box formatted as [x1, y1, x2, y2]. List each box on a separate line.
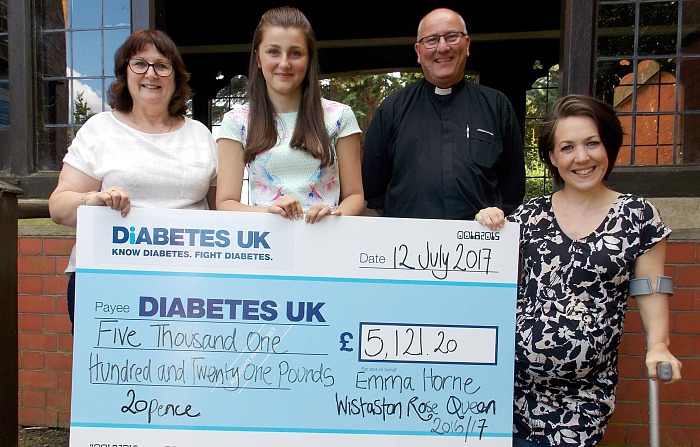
[49, 30, 217, 333]
[362, 7, 525, 220]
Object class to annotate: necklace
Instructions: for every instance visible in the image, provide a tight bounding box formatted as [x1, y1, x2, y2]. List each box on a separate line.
[130, 111, 173, 133]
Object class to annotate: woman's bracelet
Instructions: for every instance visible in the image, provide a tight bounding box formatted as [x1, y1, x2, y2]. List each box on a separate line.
[80, 190, 98, 206]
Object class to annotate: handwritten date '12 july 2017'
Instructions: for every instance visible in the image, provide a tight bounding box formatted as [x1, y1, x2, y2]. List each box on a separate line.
[359, 242, 493, 280]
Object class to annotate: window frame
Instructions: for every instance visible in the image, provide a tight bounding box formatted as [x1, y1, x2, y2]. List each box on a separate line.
[2, 0, 36, 185]
[562, 0, 700, 197]
[1, 0, 149, 203]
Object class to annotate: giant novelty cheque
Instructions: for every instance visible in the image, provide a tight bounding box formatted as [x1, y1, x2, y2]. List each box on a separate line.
[70, 207, 519, 447]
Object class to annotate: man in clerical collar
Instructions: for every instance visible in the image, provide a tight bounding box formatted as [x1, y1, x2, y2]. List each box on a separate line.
[362, 7, 525, 220]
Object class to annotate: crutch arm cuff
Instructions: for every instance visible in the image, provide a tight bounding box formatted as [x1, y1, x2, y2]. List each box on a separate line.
[656, 275, 674, 296]
[629, 277, 652, 296]
[629, 276, 674, 297]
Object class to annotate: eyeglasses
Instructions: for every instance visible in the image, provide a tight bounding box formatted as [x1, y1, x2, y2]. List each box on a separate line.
[417, 32, 467, 49]
[127, 58, 174, 77]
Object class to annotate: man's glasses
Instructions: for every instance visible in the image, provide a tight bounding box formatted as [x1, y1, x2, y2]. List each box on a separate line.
[417, 32, 467, 49]
[127, 58, 174, 77]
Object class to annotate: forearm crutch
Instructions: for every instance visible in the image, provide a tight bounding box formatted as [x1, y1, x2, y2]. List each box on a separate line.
[649, 361, 673, 447]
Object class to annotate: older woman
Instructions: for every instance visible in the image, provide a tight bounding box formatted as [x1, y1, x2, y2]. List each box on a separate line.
[49, 29, 217, 331]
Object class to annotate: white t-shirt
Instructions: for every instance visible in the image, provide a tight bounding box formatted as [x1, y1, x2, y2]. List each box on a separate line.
[62, 111, 218, 272]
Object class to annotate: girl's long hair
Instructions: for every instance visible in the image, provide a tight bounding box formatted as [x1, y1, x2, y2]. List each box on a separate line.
[244, 6, 332, 167]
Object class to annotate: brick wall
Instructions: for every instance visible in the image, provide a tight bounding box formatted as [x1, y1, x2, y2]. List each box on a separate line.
[17, 234, 700, 445]
[17, 235, 74, 428]
[601, 239, 700, 446]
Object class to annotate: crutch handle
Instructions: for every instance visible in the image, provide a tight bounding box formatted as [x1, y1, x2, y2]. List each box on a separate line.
[657, 361, 673, 382]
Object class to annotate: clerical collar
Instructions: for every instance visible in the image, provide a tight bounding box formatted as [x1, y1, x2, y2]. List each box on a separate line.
[424, 78, 466, 96]
[435, 86, 452, 95]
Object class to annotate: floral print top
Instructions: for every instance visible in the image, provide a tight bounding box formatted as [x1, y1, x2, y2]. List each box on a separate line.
[217, 98, 361, 212]
[507, 193, 671, 446]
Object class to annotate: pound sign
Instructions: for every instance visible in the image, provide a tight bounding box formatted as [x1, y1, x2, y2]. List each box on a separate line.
[339, 332, 354, 352]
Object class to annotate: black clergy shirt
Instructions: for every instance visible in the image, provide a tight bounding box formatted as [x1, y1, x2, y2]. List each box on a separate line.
[362, 78, 525, 220]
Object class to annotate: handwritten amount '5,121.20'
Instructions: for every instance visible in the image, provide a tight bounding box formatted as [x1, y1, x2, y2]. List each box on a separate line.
[359, 323, 498, 364]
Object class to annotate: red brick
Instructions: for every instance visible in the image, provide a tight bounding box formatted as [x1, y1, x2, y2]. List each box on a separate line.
[46, 389, 72, 411]
[45, 352, 73, 372]
[600, 422, 625, 445]
[19, 313, 45, 332]
[45, 314, 71, 334]
[20, 370, 59, 390]
[18, 275, 43, 295]
[674, 312, 700, 334]
[674, 404, 700, 426]
[19, 237, 42, 255]
[44, 275, 69, 295]
[677, 265, 700, 287]
[43, 237, 75, 256]
[56, 296, 69, 318]
[624, 311, 644, 333]
[666, 242, 696, 264]
[669, 334, 694, 357]
[624, 333, 647, 356]
[57, 371, 73, 394]
[670, 288, 695, 311]
[616, 379, 631, 400]
[663, 264, 676, 279]
[18, 406, 60, 427]
[662, 426, 696, 447]
[659, 380, 697, 403]
[18, 294, 58, 314]
[624, 424, 649, 446]
[56, 257, 69, 274]
[658, 402, 674, 425]
[619, 355, 644, 379]
[20, 389, 47, 407]
[607, 406, 626, 424]
[626, 379, 651, 401]
[19, 332, 58, 352]
[676, 357, 700, 380]
[619, 335, 630, 355]
[20, 351, 45, 369]
[610, 400, 646, 424]
[57, 334, 74, 353]
[57, 409, 71, 428]
[18, 255, 57, 275]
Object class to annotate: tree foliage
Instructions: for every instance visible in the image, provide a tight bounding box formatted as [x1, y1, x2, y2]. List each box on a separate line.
[523, 65, 559, 199]
[321, 72, 422, 143]
[211, 75, 248, 126]
[73, 91, 93, 125]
